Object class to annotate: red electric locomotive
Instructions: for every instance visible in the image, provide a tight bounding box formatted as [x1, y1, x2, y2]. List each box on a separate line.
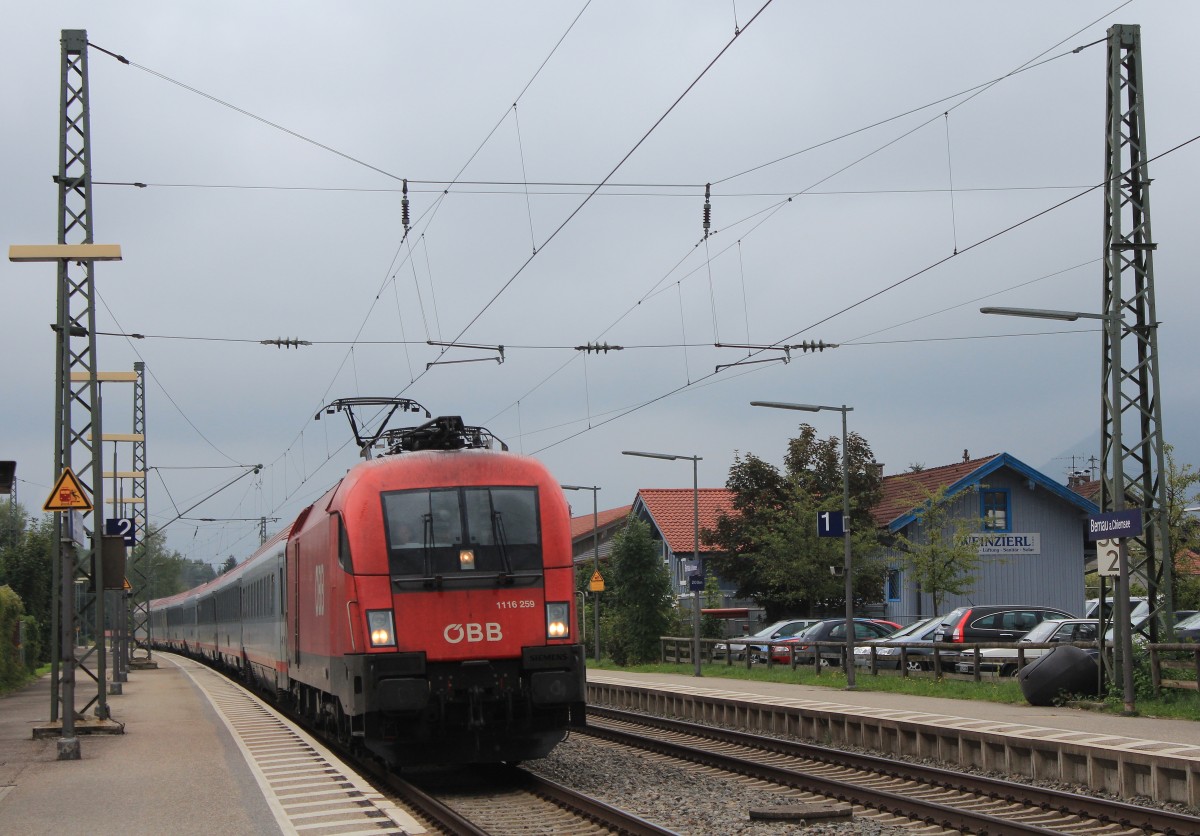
[150, 407, 587, 766]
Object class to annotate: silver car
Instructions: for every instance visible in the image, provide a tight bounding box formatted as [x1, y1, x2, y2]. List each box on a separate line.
[712, 619, 820, 661]
[955, 619, 1099, 676]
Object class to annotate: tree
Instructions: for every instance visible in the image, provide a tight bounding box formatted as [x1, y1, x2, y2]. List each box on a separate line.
[606, 517, 675, 665]
[219, 555, 237, 574]
[707, 424, 885, 619]
[700, 574, 726, 640]
[891, 484, 984, 614]
[1162, 445, 1200, 609]
[0, 508, 54, 663]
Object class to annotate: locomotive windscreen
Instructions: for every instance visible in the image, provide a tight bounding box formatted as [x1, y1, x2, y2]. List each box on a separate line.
[382, 486, 542, 576]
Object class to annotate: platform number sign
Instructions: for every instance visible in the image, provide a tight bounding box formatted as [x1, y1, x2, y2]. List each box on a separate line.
[817, 510, 846, 538]
[1097, 538, 1121, 577]
[105, 517, 136, 546]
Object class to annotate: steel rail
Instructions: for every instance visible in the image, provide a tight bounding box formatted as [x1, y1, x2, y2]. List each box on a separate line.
[586, 707, 1200, 835]
[516, 769, 682, 836]
[588, 706, 1200, 834]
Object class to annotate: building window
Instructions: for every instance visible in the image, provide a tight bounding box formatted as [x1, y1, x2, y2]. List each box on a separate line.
[981, 489, 1010, 531]
[886, 568, 902, 602]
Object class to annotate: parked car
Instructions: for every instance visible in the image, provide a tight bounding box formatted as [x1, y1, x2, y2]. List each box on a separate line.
[955, 619, 1099, 676]
[853, 616, 943, 671]
[1111, 609, 1198, 643]
[933, 604, 1074, 646]
[768, 618, 896, 666]
[1173, 611, 1200, 642]
[1083, 596, 1149, 621]
[712, 619, 820, 661]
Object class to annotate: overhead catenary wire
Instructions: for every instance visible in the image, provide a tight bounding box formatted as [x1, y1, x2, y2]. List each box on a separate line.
[79, 4, 1147, 561]
[528, 132, 1200, 455]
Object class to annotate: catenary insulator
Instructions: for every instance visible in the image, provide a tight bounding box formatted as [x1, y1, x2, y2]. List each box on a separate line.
[402, 179, 410, 231]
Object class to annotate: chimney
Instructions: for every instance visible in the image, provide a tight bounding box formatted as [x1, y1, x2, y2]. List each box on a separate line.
[871, 462, 884, 479]
[962, 449, 970, 463]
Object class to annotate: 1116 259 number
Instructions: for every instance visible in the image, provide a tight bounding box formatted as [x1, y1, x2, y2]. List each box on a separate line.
[496, 599, 535, 610]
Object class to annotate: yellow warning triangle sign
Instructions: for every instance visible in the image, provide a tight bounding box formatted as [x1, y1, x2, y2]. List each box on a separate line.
[43, 467, 93, 511]
[589, 571, 604, 592]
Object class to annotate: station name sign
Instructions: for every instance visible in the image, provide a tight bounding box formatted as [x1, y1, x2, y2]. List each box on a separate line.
[1087, 509, 1143, 541]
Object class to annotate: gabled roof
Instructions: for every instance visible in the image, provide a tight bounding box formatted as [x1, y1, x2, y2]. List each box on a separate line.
[634, 488, 737, 555]
[875, 452, 1099, 533]
[570, 505, 631, 542]
[1071, 478, 1103, 503]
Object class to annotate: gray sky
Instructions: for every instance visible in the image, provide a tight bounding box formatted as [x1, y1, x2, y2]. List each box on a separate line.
[4, 2, 1199, 566]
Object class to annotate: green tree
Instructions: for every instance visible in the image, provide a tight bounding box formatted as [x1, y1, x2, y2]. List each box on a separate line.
[133, 526, 216, 599]
[606, 517, 674, 665]
[891, 484, 984, 614]
[707, 424, 885, 619]
[1162, 445, 1200, 609]
[0, 508, 54, 663]
[700, 574, 726, 640]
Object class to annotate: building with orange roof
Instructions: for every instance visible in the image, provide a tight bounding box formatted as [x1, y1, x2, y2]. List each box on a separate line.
[627, 451, 1100, 626]
[567, 504, 631, 565]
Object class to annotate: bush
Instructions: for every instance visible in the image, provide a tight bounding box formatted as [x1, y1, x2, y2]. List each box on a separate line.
[0, 585, 36, 689]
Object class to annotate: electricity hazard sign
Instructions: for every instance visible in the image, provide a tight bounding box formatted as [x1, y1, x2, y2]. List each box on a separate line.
[43, 467, 92, 512]
[589, 571, 605, 592]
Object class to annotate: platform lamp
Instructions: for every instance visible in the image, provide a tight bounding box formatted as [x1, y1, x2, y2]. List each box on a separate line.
[981, 305, 1137, 713]
[561, 484, 601, 662]
[751, 401, 857, 689]
[622, 450, 703, 677]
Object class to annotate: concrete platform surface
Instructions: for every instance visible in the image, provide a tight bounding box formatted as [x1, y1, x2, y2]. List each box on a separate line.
[0, 657, 281, 835]
[588, 667, 1200, 749]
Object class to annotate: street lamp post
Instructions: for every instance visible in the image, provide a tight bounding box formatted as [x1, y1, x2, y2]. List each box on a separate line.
[981, 304, 1136, 712]
[622, 450, 703, 677]
[561, 484, 601, 663]
[751, 401, 857, 688]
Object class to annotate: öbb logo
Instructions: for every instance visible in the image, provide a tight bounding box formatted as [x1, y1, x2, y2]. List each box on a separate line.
[443, 623, 503, 644]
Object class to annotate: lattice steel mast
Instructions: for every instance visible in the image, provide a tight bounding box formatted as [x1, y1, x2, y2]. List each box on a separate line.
[129, 361, 153, 665]
[51, 29, 110, 751]
[1101, 24, 1172, 641]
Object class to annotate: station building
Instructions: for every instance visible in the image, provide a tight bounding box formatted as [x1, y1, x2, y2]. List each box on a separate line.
[611, 451, 1100, 627]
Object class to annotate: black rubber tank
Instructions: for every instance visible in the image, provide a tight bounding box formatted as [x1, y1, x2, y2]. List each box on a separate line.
[1017, 645, 1100, 706]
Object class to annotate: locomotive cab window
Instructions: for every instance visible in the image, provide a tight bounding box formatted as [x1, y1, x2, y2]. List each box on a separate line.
[383, 486, 541, 577]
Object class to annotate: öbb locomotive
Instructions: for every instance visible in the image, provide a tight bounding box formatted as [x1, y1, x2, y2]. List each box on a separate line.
[149, 411, 587, 765]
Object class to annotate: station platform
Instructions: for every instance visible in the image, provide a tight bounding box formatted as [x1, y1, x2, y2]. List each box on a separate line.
[0, 654, 422, 835]
[586, 668, 1200, 806]
[589, 667, 1200, 747]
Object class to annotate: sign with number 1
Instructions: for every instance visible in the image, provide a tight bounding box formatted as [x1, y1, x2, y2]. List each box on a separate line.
[817, 510, 845, 538]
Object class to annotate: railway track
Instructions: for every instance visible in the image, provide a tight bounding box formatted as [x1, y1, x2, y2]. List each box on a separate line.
[176, 653, 678, 835]
[383, 765, 680, 835]
[583, 706, 1200, 835]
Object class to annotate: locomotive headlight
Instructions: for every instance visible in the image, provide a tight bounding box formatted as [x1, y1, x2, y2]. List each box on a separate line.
[459, 549, 476, 571]
[545, 602, 570, 639]
[367, 610, 396, 647]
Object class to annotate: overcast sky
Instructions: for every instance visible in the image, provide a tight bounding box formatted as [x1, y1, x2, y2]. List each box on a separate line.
[4, 2, 1199, 566]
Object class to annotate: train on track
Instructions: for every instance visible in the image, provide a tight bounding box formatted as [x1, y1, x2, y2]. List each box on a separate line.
[150, 405, 587, 766]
